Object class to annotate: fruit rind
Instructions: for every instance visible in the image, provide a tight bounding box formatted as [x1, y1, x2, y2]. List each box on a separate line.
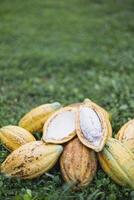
[122, 139, 134, 153]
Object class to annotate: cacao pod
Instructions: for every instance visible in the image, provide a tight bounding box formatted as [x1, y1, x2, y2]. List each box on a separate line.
[1, 141, 63, 179]
[98, 138, 134, 188]
[0, 125, 35, 151]
[122, 139, 134, 154]
[84, 99, 112, 137]
[60, 137, 97, 188]
[76, 100, 112, 152]
[115, 119, 134, 153]
[116, 119, 134, 141]
[43, 106, 77, 144]
[19, 102, 62, 133]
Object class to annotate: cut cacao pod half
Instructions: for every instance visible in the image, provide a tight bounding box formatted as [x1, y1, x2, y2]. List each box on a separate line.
[116, 119, 134, 141]
[83, 99, 112, 138]
[76, 102, 111, 152]
[42, 107, 77, 144]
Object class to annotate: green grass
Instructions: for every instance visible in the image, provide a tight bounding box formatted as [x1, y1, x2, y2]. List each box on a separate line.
[0, 0, 134, 199]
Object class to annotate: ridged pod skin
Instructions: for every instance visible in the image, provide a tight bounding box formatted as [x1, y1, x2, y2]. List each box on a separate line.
[19, 102, 62, 133]
[60, 137, 97, 188]
[122, 140, 134, 153]
[76, 101, 112, 152]
[116, 119, 134, 141]
[43, 107, 77, 144]
[0, 125, 36, 151]
[98, 138, 134, 188]
[1, 141, 63, 179]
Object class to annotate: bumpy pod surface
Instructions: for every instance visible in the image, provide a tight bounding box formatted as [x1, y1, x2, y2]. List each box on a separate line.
[0, 125, 35, 151]
[60, 137, 97, 188]
[19, 102, 62, 133]
[43, 107, 77, 144]
[76, 100, 112, 152]
[1, 141, 63, 179]
[98, 138, 134, 188]
[122, 139, 134, 153]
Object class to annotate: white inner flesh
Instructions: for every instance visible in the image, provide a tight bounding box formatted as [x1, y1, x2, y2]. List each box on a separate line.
[45, 111, 75, 140]
[80, 107, 102, 146]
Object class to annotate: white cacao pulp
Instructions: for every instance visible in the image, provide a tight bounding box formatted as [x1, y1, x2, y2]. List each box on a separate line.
[44, 111, 75, 140]
[79, 107, 102, 146]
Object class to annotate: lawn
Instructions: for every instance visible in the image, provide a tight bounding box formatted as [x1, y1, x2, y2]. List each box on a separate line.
[0, 0, 134, 199]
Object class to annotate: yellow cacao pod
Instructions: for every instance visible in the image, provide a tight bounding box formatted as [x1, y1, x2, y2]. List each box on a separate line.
[60, 137, 97, 188]
[1, 141, 63, 179]
[98, 138, 134, 188]
[122, 139, 134, 154]
[116, 119, 134, 141]
[19, 102, 62, 133]
[0, 125, 36, 151]
[43, 106, 77, 144]
[76, 100, 112, 152]
[115, 119, 134, 153]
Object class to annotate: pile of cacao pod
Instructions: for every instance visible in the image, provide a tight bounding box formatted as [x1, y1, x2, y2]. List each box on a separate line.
[0, 98, 134, 189]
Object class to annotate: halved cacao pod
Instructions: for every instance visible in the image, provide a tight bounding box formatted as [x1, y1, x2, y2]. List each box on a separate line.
[1, 141, 63, 179]
[0, 125, 36, 151]
[116, 119, 134, 141]
[19, 102, 62, 133]
[60, 137, 97, 188]
[76, 100, 112, 152]
[98, 138, 134, 188]
[42, 106, 77, 144]
[84, 99, 112, 138]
